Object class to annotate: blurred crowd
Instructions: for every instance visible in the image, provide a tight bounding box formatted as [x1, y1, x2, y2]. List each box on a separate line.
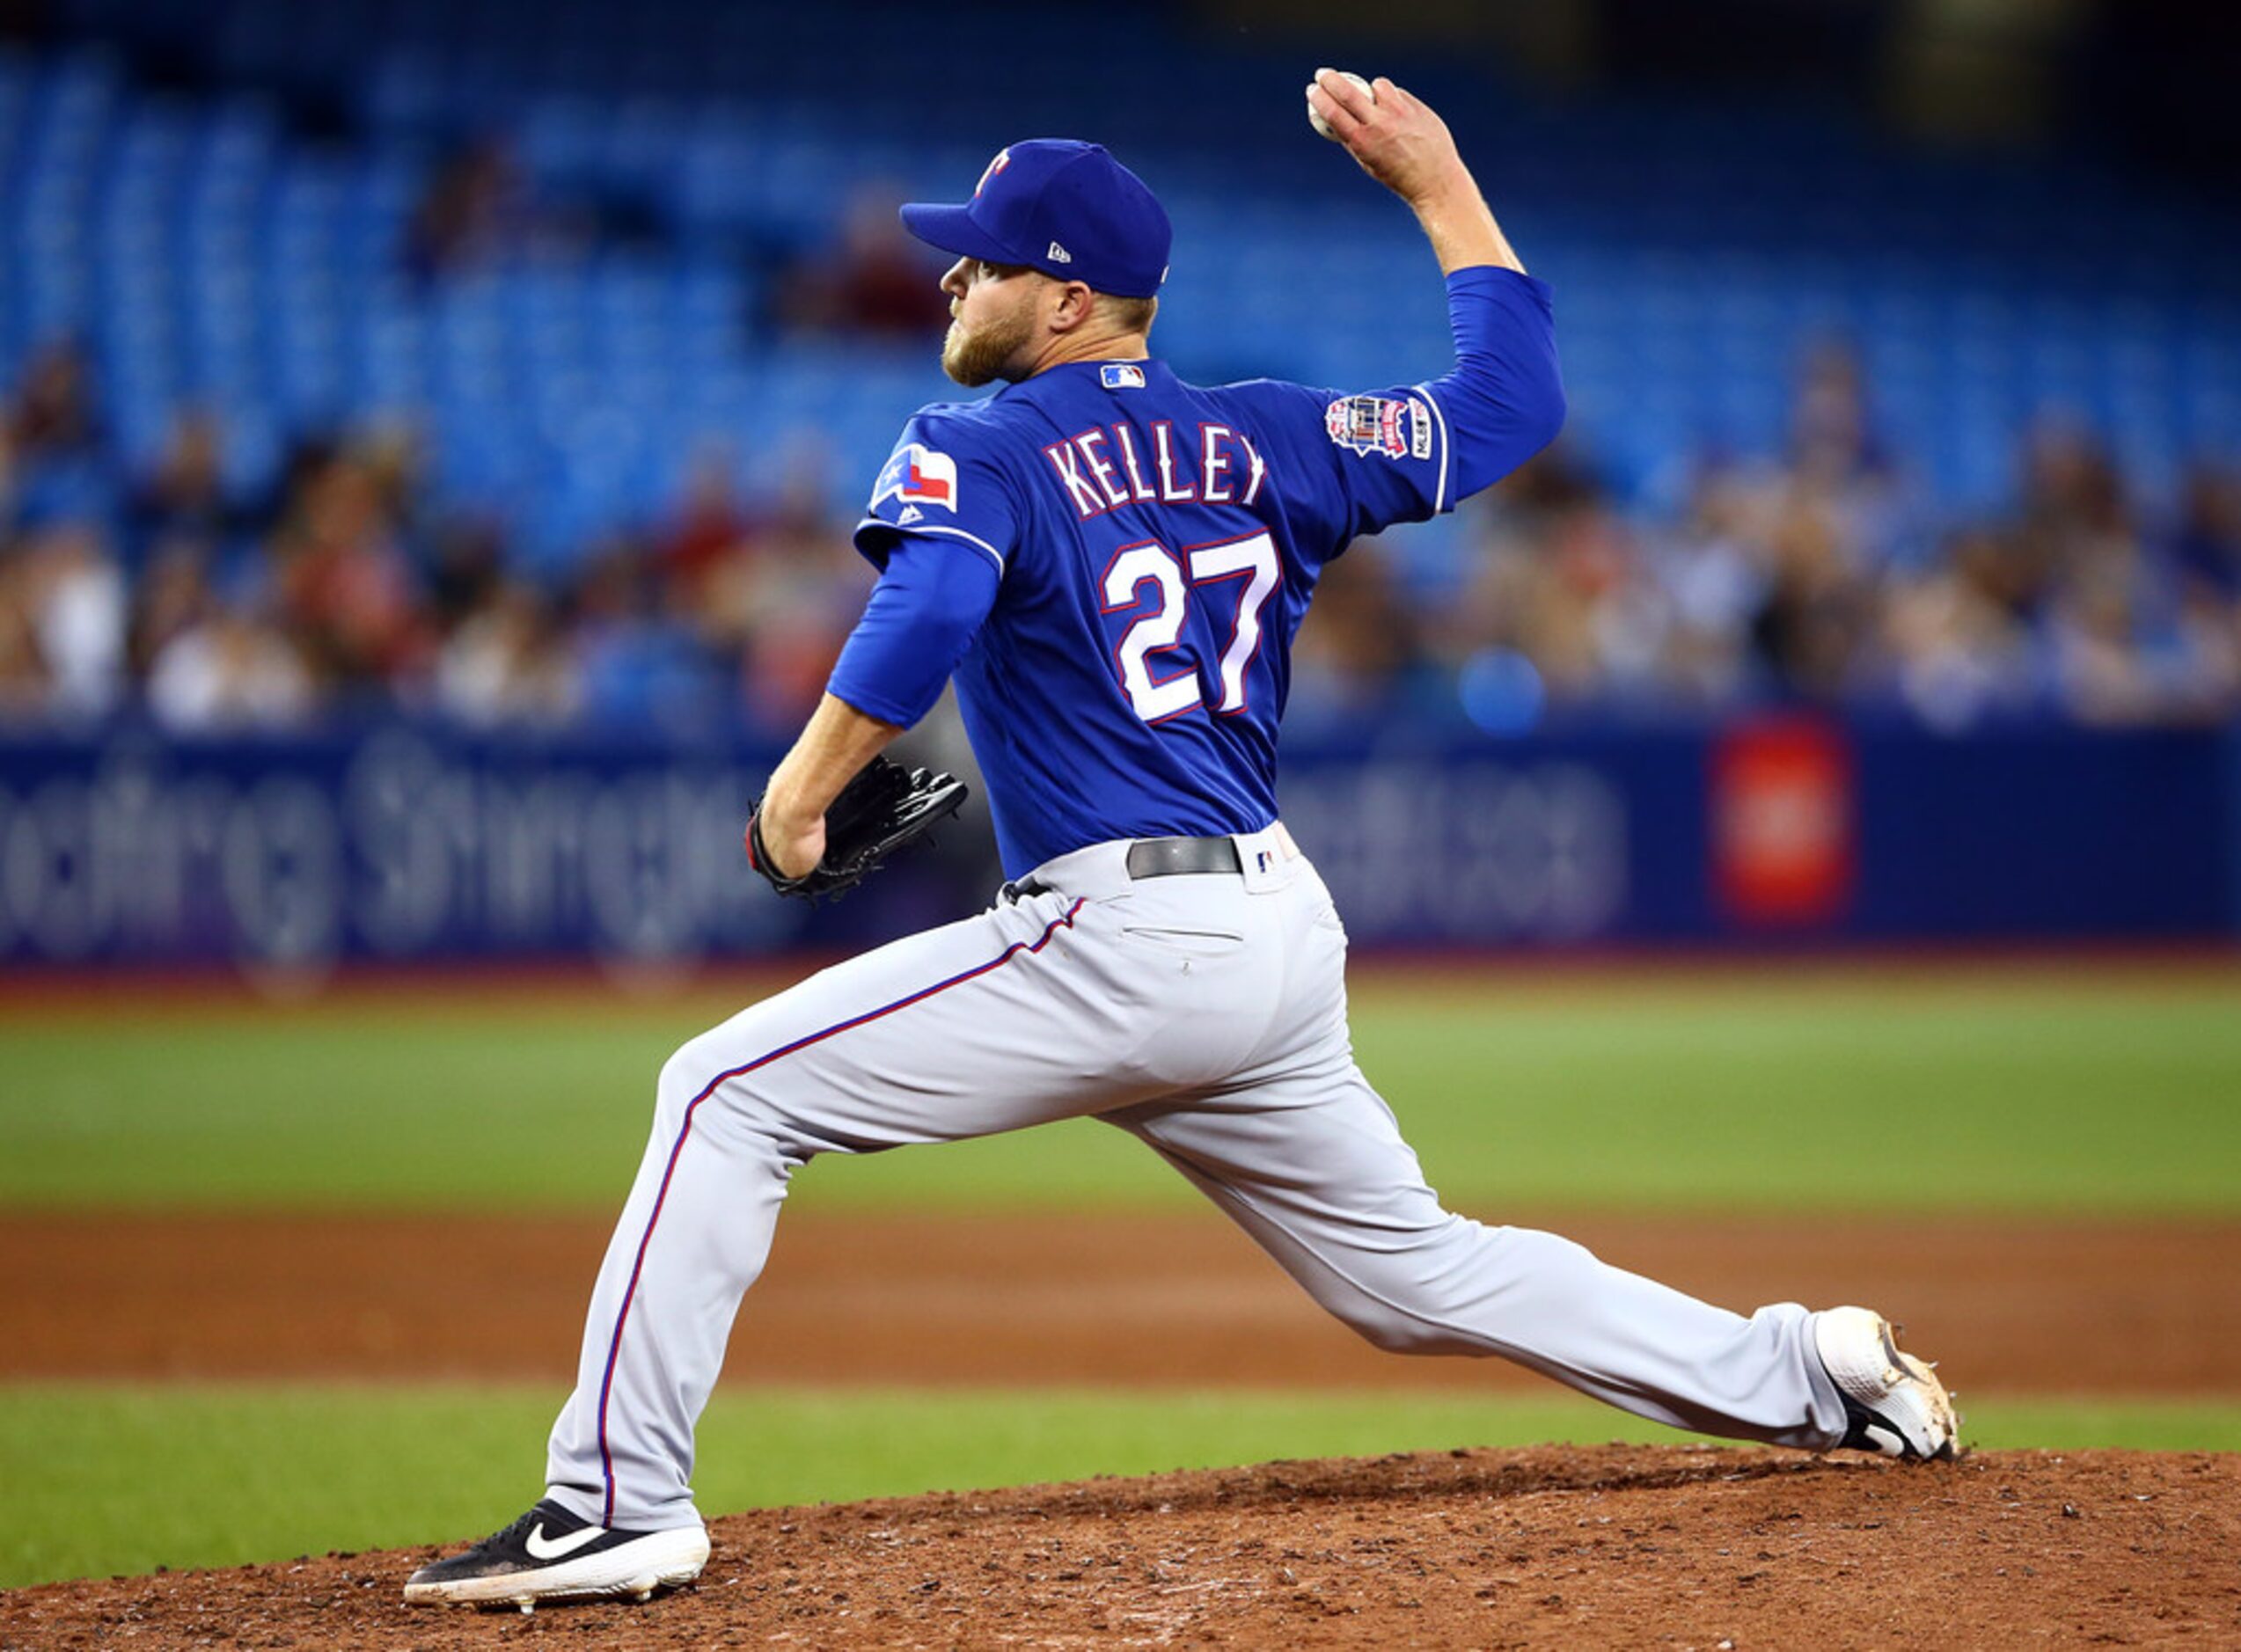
[0, 334, 873, 738]
[4, 332, 2238, 739]
[1296, 346, 2241, 734]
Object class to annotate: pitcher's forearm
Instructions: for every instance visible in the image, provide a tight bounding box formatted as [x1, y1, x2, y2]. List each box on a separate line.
[1411, 167, 1526, 277]
[762, 694, 903, 830]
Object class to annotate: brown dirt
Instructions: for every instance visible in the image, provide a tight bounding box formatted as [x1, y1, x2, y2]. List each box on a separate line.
[5, 1210, 2239, 1393]
[6, 1446, 2237, 1648]
[6, 1210, 2237, 1645]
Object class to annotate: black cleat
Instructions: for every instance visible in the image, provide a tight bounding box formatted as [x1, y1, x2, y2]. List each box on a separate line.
[402, 1498, 709, 1611]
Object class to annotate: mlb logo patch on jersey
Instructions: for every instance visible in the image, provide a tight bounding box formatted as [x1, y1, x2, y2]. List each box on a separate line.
[872, 442, 959, 513]
[1100, 363, 1146, 390]
[1324, 394, 1414, 460]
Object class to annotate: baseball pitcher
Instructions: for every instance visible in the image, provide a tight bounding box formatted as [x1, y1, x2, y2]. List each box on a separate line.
[406, 70, 1956, 1610]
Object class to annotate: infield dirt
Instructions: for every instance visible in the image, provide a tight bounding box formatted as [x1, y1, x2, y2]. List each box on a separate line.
[7, 1208, 2239, 1646]
[6, 1445, 2237, 1648]
[6, 1208, 2239, 1392]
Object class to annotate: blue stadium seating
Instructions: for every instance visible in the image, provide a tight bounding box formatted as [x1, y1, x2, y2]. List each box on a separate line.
[6, 3, 2238, 581]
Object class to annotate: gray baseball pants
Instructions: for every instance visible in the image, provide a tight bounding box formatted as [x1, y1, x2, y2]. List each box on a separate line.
[546, 825, 1849, 1531]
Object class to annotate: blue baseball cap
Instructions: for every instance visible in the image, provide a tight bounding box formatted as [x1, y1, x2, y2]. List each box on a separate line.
[900, 140, 1171, 300]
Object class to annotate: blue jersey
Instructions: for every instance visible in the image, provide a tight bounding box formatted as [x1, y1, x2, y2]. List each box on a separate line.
[850, 363, 1446, 874]
[844, 270, 1562, 877]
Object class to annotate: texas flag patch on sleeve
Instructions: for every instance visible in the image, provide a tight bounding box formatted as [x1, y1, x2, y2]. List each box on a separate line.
[872, 443, 960, 514]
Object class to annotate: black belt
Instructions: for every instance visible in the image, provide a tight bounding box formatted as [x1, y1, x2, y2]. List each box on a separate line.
[1125, 836, 1244, 879]
[1005, 835, 1244, 903]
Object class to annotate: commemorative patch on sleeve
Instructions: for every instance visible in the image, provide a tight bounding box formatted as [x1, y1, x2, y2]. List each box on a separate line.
[871, 442, 960, 514]
[1324, 394, 1419, 461]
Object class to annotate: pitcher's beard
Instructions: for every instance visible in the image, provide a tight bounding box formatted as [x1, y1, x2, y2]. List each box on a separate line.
[941, 311, 1033, 388]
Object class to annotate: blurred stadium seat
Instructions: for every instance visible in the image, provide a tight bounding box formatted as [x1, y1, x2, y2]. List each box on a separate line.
[1, 2, 2237, 737]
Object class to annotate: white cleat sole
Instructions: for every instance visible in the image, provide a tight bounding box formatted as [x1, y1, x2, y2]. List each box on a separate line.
[402, 1524, 710, 1609]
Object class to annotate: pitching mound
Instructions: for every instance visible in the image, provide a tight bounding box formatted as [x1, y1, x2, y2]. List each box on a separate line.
[7, 1446, 2235, 1648]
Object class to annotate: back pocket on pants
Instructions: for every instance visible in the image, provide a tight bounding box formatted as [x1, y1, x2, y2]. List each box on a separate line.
[1120, 925, 1244, 961]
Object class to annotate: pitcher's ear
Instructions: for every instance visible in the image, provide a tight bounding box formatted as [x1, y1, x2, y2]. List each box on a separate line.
[1047, 279, 1097, 333]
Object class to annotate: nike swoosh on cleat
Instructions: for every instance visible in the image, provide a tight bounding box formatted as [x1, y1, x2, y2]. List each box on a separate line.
[524, 1522, 607, 1561]
[1864, 1422, 1907, 1457]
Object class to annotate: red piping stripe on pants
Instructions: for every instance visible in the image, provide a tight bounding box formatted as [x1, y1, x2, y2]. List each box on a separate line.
[593, 898, 1087, 1524]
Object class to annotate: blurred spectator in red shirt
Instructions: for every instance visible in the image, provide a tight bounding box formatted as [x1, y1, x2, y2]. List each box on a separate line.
[724, 448, 873, 734]
[776, 186, 951, 339]
[268, 440, 433, 694]
[656, 442, 753, 609]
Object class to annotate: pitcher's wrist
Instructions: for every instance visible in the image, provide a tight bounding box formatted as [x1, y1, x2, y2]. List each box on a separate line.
[1404, 159, 1478, 216]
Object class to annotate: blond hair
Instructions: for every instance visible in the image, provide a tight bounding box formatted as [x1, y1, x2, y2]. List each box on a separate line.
[1097, 292, 1157, 336]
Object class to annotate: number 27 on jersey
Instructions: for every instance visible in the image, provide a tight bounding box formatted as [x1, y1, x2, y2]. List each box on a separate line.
[1099, 530, 1282, 724]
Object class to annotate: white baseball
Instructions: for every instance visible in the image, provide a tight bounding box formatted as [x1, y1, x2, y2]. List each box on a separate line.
[1307, 69, 1374, 143]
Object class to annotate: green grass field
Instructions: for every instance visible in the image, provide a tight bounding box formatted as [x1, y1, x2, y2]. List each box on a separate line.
[4, 967, 2238, 1214]
[4, 964, 2237, 1590]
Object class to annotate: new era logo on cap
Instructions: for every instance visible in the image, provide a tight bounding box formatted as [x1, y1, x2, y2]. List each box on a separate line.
[899, 140, 1172, 299]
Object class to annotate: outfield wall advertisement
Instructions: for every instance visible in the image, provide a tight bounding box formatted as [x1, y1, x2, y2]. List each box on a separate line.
[0, 719, 2233, 969]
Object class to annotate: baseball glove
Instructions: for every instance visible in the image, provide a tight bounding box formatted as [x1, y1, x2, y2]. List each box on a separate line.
[745, 755, 969, 903]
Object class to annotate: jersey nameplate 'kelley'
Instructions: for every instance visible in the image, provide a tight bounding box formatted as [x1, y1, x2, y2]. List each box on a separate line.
[1042, 420, 1270, 520]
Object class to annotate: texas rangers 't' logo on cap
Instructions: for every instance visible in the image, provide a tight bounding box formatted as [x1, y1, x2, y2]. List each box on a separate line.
[900, 139, 1173, 301]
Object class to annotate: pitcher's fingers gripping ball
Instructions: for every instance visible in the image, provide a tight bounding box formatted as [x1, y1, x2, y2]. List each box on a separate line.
[1305, 68, 1373, 139]
[1304, 69, 1465, 205]
[746, 755, 968, 902]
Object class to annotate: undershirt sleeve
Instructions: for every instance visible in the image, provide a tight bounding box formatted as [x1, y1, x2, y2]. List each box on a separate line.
[824, 535, 1002, 728]
[1424, 266, 1567, 501]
